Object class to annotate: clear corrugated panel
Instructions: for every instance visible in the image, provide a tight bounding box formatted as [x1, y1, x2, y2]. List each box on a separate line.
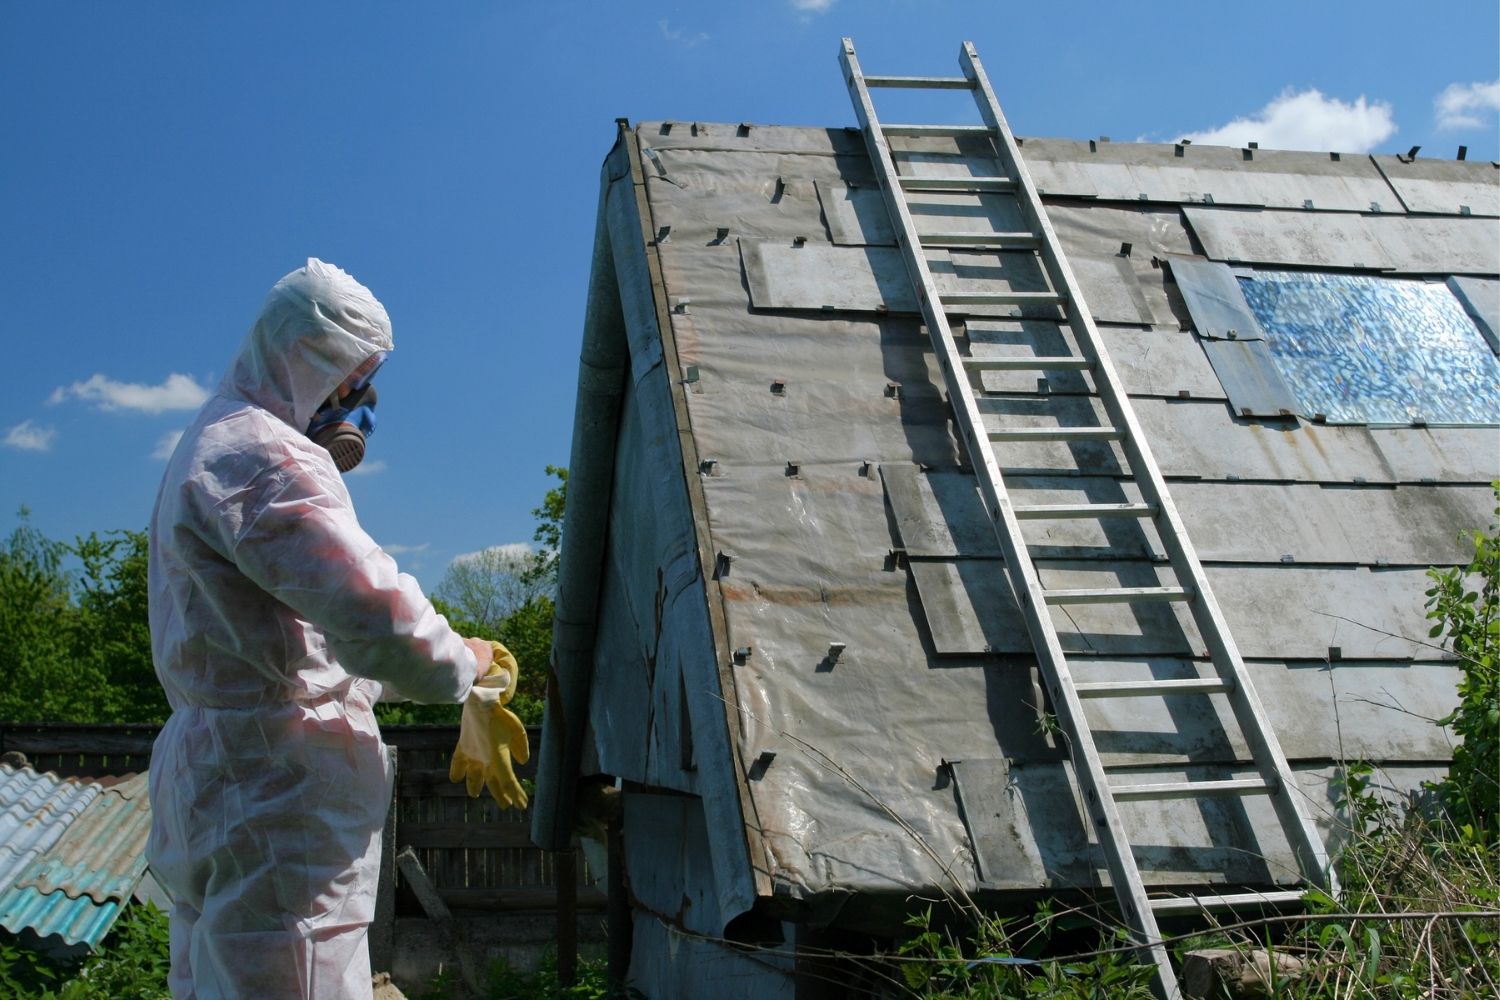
[1238, 272, 1500, 425]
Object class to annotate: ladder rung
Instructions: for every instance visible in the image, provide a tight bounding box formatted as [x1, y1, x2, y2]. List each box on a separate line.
[1150, 890, 1308, 916]
[964, 356, 1093, 372]
[864, 74, 973, 90]
[920, 231, 1040, 249]
[1112, 778, 1269, 802]
[898, 175, 1016, 193]
[1043, 586, 1193, 605]
[945, 291, 1067, 307]
[988, 427, 1121, 443]
[1075, 677, 1232, 698]
[1014, 503, 1156, 520]
[882, 123, 993, 138]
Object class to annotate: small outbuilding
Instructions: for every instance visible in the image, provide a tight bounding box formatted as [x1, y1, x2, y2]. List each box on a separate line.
[532, 66, 1498, 998]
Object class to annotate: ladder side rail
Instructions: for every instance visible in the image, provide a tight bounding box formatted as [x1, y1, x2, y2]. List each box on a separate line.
[839, 37, 1168, 967]
[957, 42, 1333, 892]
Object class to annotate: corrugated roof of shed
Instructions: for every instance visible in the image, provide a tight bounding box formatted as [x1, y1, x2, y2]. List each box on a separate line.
[0, 765, 150, 950]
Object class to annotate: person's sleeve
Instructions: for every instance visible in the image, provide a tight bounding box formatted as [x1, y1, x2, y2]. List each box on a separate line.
[217, 449, 477, 704]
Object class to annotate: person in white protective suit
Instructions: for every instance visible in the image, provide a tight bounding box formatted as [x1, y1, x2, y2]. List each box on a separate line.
[147, 258, 497, 998]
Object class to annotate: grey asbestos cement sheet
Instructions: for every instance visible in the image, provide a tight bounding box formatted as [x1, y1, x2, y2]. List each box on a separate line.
[1184, 207, 1395, 269]
[1070, 658, 1463, 766]
[1120, 398, 1496, 485]
[1021, 138, 1403, 213]
[740, 238, 917, 313]
[1069, 252, 1157, 325]
[883, 468, 1487, 568]
[1165, 256, 1266, 340]
[950, 758, 1446, 892]
[949, 757, 1086, 887]
[1044, 203, 1197, 258]
[815, 179, 895, 246]
[1185, 207, 1500, 274]
[1093, 327, 1227, 401]
[1372, 155, 1500, 217]
[1200, 339, 1301, 418]
[1448, 276, 1500, 352]
[907, 560, 1437, 660]
[640, 120, 869, 158]
[645, 166, 831, 248]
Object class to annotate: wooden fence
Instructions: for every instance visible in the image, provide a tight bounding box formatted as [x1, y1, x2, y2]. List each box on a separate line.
[0, 722, 601, 914]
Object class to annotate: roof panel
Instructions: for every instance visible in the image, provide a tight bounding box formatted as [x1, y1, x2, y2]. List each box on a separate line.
[1184, 207, 1500, 274]
[1021, 138, 1402, 212]
[0, 767, 146, 950]
[1372, 155, 1500, 217]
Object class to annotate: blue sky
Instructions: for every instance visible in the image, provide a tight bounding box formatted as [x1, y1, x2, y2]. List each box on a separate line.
[3, 1, 1496, 591]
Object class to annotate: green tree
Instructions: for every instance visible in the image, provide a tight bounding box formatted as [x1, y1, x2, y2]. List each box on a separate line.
[433, 544, 548, 636]
[0, 508, 80, 722]
[72, 529, 167, 724]
[1424, 483, 1499, 841]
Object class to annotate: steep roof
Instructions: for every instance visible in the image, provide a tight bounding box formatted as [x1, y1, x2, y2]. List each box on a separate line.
[537, 119, 1498, 929]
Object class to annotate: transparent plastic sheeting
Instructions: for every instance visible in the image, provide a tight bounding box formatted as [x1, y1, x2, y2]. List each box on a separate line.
[1238, 272, 1500, 425]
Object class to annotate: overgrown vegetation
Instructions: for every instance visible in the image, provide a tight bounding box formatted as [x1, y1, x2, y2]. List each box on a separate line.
[0, 903, 170, 1000]
[0, 512, 163, 724]
[414, 953, 640, 1000]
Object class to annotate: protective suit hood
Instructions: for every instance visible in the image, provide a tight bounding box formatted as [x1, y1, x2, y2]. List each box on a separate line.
[222, 258, 393, 432]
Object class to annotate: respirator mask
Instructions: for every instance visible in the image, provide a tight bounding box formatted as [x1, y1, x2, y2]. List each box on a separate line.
[308, 352, 386, 473]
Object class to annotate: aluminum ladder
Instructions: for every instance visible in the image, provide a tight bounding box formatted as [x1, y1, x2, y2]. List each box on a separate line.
[840, 38, 1335, 1000]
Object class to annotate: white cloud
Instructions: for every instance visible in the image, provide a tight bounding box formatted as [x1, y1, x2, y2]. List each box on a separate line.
[151, 429, 184, 461]
[791, 0, 836, 10]
[1177, 88, 1396, 153]
[658, 18, 708, 47]
[3, 420, 57, 452]
[49, 372, 209, 414]
[383, 542, 430, 556]
[1435, 79, 1500, 130]
[452, 542, 533, 566]
[344, 459, 388, 477]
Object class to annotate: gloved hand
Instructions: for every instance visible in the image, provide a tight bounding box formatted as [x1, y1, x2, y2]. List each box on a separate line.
[449, 640, 531, 809]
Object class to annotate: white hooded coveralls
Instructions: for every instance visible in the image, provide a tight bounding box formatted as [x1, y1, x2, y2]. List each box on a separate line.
[147, 260, 476, 999]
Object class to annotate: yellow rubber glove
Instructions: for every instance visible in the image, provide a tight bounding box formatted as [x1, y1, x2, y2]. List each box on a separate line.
[449, 641, 531, 809]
